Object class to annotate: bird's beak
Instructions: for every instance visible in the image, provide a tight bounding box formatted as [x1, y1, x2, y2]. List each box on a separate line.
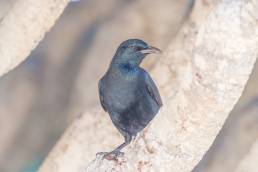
[140, 46, 162, 54]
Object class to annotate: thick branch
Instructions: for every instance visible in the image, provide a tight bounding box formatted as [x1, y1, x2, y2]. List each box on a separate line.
[0, 0, 69, 77]
[39, 0, 258, 172]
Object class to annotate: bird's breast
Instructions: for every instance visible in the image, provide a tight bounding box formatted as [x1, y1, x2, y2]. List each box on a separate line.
[104, 76, 140, 113]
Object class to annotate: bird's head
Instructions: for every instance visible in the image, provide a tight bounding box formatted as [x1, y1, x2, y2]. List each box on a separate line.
[112, 39, 161, 66]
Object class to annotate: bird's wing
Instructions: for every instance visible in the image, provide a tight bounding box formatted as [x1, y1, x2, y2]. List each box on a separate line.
[98, 79, 107, 112]
[144, 73, 163, 107]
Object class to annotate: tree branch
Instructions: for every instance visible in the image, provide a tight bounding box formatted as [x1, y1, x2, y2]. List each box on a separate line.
[39, 0, 258, 171]
[0, 0, 69, 77]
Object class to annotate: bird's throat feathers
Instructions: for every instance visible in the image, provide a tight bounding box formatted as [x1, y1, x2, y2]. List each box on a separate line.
[109, 62, 139, 78]
[120, 63, 137, 75]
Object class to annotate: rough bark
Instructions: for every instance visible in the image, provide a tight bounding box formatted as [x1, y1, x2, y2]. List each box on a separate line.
[39, 0, 258, 172]
[0, 0, 69, 77]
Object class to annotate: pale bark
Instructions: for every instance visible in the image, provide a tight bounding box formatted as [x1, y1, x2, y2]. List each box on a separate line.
[39, 0, 258, 172]
[0, 0, 69, 77]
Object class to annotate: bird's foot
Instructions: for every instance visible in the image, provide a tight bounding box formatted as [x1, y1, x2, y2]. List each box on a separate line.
[96, 152, 107, 157]
[96, 151, 124, 160]
[132, 134, 137, 141]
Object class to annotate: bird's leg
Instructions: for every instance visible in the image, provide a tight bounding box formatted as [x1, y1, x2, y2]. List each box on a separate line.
[97, 134, 132, 159]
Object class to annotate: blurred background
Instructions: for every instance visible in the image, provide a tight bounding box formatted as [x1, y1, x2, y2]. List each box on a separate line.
[0, 0, 257, 172]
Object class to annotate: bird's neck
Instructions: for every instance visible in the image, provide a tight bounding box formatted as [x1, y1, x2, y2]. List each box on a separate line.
[120, 63, 138, 72]
[109, 62, 140, 78]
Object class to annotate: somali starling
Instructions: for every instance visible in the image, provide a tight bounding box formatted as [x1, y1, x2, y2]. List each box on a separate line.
[98, 39, 162, 158]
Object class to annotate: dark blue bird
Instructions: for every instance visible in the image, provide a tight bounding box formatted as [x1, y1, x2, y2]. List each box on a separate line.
[98, 39, 162, 158]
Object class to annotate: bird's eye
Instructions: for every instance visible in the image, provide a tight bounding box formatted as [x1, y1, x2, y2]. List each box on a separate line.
[135, 47, 142, 51]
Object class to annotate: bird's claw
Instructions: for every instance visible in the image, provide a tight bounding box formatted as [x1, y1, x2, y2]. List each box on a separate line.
[111, 151, 124, 157]
[96, 152, 107, 157]
[96, 151, 124, 160]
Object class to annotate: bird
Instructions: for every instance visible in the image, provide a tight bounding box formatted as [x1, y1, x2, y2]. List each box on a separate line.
[98, 39, 162, 158]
